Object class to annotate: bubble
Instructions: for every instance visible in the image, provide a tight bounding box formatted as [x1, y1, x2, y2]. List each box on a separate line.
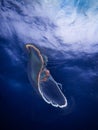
[26, 43, 67, 108]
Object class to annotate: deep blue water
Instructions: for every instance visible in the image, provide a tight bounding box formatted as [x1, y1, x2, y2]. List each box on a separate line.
[0, 0, 98, 130]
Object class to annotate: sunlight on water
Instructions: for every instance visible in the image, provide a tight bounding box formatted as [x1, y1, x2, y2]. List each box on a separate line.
[0, 0, 98, 54]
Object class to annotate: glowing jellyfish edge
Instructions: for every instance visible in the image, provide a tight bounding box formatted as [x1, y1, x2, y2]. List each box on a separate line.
[26, 44, 67, 108]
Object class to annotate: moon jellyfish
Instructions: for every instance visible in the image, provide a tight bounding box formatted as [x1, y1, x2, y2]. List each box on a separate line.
[26, 44, 67, 108]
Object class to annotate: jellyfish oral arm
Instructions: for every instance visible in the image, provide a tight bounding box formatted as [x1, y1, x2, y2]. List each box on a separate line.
[40, 69, 50, 82]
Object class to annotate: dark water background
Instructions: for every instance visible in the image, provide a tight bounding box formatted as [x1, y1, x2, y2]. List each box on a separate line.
[0, 0, 98, 130]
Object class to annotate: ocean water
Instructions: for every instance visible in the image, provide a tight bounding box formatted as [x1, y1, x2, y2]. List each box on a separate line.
[0, 0, 98, 130]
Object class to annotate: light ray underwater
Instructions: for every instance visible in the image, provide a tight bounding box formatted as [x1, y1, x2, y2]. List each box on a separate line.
[26, 44, 67, 108]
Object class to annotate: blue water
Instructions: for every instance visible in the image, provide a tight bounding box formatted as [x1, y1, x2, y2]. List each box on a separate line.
[0, 0, 98, 130]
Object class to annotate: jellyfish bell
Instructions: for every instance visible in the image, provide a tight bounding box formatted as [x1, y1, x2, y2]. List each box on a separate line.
[26, 43, 67, 108]
[39, 75, 67, 108]
[26, 44, 42, 93]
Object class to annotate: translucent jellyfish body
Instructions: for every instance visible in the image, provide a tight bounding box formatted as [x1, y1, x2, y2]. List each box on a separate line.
[26, 44, 67, 108]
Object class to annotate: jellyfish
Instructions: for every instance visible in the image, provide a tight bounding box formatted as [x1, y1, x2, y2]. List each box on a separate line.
[26, 43, 67, 108]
